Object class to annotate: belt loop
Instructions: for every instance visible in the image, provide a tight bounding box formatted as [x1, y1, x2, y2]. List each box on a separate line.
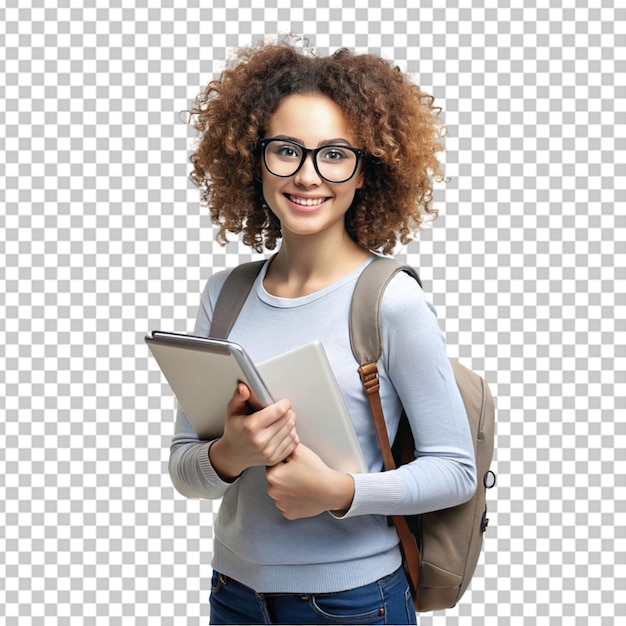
[255, 592, 276, 625]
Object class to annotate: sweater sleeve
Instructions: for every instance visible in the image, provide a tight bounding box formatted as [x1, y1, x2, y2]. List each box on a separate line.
[168, 270, 238, 500]
[339, 271, 477, 518]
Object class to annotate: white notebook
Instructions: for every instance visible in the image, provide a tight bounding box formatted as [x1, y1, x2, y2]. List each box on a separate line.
[257, 341, 367, 474]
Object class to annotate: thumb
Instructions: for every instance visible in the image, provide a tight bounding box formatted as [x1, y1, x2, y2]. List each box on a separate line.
[227, 382, 251, 416]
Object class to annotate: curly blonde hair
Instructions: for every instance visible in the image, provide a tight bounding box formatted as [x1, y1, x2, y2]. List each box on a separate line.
[188, 40, 445, 254]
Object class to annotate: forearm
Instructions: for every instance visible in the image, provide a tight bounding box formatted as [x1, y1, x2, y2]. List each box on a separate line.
[338, 454, 476, 519]
[168, 411, 235, 500]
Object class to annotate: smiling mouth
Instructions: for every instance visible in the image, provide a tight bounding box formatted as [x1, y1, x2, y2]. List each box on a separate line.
[286, 194, 328, 207]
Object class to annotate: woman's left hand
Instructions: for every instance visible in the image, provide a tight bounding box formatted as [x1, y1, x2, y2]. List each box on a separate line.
[265, 445, 355, 520]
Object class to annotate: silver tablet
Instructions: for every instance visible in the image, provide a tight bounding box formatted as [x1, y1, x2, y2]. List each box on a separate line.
[146, 331, 274, 439]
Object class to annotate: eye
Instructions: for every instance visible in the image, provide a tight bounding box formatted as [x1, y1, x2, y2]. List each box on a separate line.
[318, 147, 350, 161]
[272, 143, 302, 159]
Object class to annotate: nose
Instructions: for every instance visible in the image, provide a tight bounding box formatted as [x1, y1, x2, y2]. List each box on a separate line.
[294, 152, 322, 186]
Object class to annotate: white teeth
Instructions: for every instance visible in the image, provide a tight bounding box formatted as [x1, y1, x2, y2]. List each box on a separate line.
[289, 195, 326, 207]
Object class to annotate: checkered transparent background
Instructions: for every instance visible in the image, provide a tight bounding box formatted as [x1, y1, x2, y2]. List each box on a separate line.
[1, 0, 624, 624]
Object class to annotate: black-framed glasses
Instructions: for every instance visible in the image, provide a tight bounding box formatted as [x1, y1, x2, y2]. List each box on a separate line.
[259, 138, 363, 184]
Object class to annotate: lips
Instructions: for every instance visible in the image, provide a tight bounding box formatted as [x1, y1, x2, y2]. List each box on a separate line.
[286, 194, 328, 207]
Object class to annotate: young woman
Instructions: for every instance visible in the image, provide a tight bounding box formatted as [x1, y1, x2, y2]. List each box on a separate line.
[169, 40, 477, 625]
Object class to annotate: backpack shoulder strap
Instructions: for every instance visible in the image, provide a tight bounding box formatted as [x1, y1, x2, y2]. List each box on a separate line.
[350, 256, 423, 599]
[350, 256, 422, 366]
[209, 260, 266, 339]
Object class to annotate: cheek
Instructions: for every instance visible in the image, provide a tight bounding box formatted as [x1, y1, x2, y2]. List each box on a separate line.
[259, 174, 281, 213]
[260, 172, 276, 201]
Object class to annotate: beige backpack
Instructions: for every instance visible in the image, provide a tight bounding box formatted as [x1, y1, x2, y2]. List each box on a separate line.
[210, 256, 496, 612]
[350, 257, 496, 612]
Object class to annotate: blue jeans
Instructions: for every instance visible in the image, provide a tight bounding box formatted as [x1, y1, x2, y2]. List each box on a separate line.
[209, 566, 417, 625]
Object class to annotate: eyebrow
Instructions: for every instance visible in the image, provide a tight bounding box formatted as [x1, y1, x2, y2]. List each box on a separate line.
[271, 134, 353, 147]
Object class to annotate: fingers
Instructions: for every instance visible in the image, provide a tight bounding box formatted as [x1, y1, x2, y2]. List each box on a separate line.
[228, 384, 291, 429]
[222, 384, 299, 468]
[242, 397, 295, 436]
[244, 402, 299, 466]
[265, 419, 300, 465]
[265, 447, 355, 520]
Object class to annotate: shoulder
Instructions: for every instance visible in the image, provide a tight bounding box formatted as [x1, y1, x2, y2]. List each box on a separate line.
[192, 268, 234, 319]
[189, 268, 235, 335]
[204, 267, 235, 301]
[201, 260, 269, 313]
[376, 267, 447, 366]
[379, 266, 438, 323]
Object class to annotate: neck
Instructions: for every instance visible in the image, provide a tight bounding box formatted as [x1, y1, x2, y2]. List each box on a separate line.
[266, 231, 372, 298]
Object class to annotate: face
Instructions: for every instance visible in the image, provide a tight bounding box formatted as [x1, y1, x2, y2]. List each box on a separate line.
[260, 93, 364, 241]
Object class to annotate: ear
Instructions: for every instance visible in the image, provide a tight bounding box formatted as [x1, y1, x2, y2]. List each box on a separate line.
[355, 170, 365, 189]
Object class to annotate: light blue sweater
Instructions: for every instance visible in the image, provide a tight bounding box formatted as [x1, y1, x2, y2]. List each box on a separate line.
[169, 257, 477, 594]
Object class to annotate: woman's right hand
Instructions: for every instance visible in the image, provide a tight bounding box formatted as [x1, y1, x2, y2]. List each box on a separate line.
[208, 383, 299, 482]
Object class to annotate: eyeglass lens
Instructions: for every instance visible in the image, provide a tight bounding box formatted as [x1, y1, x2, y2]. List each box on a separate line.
[264, 140, 358, 183]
